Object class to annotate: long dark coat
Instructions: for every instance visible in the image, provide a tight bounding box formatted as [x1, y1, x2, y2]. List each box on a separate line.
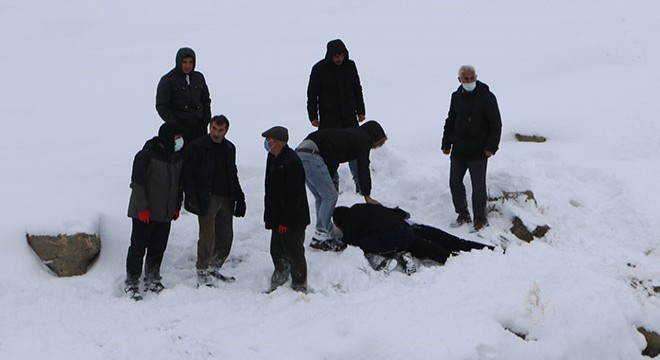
[127, 138, 183, 222]
[182, 135, 245, 216]
[263, 145, 310, 230]
[441, 81, 502, 161]
[306, 39, 365, 129]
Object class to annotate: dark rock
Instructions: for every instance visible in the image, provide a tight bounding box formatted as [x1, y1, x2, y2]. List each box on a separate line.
[510, 217, 534, 242]
[27, 233, 101, 277]
[532, 225, 550, 238]
[515, 133, 547, 143]
[639, 327, 660, 357]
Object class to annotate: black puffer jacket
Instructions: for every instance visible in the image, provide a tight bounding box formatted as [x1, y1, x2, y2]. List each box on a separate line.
[306, 39, 366, 129]
[264, 146, 310, 230]
[127, 138, 183, 222]
[305, 120, 386, 196]
[182, 135, 245, 216]
[156, 48, 212, 131]
[441, 81, 502, 160]
[333, 204, 413, 254]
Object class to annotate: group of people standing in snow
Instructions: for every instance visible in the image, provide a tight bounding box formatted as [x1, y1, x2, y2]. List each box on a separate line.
[123, 39, 502, 300]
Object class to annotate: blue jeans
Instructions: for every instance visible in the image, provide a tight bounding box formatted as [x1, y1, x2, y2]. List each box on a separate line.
[298, 152, 338, 235]
[332, 159, 359, 191]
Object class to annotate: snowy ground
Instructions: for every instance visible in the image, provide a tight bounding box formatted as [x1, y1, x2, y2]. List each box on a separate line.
[2, 0, 660, 359]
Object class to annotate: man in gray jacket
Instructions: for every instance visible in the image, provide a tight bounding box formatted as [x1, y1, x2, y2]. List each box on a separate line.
[125, 123, 184, 300]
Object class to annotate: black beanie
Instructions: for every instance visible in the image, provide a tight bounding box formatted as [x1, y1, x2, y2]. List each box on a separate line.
[332, 206, 350, 229]
[158, 123, 183, 152]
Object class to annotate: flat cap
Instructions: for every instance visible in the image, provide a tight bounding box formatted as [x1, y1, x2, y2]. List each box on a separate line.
[261, 126, 288, 142]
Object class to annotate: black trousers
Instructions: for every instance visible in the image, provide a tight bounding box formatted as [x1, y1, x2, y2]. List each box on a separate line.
[126, 218, 171, 282]
[394, 224, 493, 264]
[449, 157, 488, 222]
[270, 227, 307, 288]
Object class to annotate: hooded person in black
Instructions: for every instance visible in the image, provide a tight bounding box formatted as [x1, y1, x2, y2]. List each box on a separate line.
[156, 47, 212, 144]
[296, 120, 387, 251]
[125, 122, 184, 300]
[332, 204, 494, 275]
[307, 39, 367, 193]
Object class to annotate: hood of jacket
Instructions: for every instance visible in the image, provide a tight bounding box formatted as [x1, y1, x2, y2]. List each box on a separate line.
[360, 120, 386, 143]
[324, 39, 349, 62]
[175, 47, 196, 73]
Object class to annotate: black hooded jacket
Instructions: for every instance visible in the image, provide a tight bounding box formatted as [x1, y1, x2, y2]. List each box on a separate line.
[304, 120, 385, 196]
[441, 81, 502, 160]
[333, 204, 413, 254]
[156, 48, 212, 131]
[127, 138, 183, 222]
[306, 39, 366, 129]
[263, 146, 310, 230]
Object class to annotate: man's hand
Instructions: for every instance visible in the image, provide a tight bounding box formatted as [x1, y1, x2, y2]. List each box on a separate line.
[357, 114, 366, 122]
[364, 195, 381, 206]
[484, 150, 494, 158]
[442, 148, 450, 155]
[311, 119, 320, 127]
[233, 199, 246, 217]
[173, 209, 180, 221]
[138, 210, 151, 224]
[278, 225, 289, 234]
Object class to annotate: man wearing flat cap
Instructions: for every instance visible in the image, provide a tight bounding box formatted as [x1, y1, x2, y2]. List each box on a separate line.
[262, 126, 310, 293]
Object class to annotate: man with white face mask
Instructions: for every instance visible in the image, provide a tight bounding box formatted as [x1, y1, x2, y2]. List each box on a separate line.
[124, 123, 185, 300]
[441, 65, 502, 232]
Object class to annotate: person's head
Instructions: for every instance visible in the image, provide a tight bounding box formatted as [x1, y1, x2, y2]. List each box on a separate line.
[261, 126, 289, 156]
[325, 39, 349, 66]
[158, 122, 184, 152]
[175, 47, 196, 74]
[360, 120, 388, 149]
[458, 65, 477, 92]
[332, 206, 350, 230]
[209, 115, 229, 144]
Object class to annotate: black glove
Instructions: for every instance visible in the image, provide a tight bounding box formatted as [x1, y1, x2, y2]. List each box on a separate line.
[233, 199, 246, 217]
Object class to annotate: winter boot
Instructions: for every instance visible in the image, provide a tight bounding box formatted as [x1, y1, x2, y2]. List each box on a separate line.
[397, 251, 417, 275]
[209, 267, 236, 283]
[196, 269, 215, 288]
[450, 214, 472, 228]
[124, 278, 142, 301]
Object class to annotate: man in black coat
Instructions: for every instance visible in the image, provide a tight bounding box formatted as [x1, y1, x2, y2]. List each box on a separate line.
[182, 115, 246, 287]
[441, 65, 502, 232]
[332, 204, 494, 275]
[262, 126, 310, 293]
[125, 123, 184, 300]
[156, 47, 212, 144]
[307, 39, 367, 193]
[296, 120, 387, 252]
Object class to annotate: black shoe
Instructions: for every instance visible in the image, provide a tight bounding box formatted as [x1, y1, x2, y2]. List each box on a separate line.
[310, 238, 346, 252]
[124, 284, 143, 301]
[396, 251, 417, 275]
[144, 281, 165, 293]
[472, 220, 489, 232]
[450, 214, 472, 228]
[209, 268, 236, 283]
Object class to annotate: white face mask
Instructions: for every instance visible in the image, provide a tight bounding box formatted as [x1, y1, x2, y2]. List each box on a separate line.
[462, 82, 477, 92]
[174, 137, 184, 152]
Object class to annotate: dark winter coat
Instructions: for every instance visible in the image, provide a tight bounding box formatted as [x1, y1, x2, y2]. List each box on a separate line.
[441, 81, 502, 161]
[127, 138, 183, 222]
[182, 135, 245, 216]
[156, 48, 212, 133]
[307, 39, 366, 129]
[334, 204, 414, 255]
[304, 120, 386, 196]
[263, 145, 310, 230]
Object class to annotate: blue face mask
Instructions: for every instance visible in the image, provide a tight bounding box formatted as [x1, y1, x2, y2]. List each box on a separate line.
[174, 137, 184, 152]
[263, 139, 270, 152]
[462, 82, 477, 92]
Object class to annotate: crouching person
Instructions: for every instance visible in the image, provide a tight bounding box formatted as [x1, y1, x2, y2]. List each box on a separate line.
[332, 204, 493, 275]
[262, 126, 310, 293]
[125, 123, 184, 300]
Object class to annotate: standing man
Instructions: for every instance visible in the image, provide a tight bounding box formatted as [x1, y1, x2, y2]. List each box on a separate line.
[296, 120, 387, 251]
[125, 123, 185, 300]
[441, 65, 502, 232]
[262, 126, 310, 293]
[182, 115, 246, 287]
[156, 47, 212, 144]
[307, 39, 366, 193]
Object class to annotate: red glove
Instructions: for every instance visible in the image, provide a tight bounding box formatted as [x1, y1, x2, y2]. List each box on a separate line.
[138, 210, 150, 224]
[173, 209, 180, 221]
[278, 225, 289, 234]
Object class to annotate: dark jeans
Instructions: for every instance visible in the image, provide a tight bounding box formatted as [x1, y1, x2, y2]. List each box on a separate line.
[270, 227, 307, 288]
[126, 218, 171, 283]
[449, 157, 488, 222]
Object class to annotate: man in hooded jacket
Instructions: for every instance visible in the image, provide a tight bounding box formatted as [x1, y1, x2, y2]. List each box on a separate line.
[295, 120, 387, 252]
[156, 47, 212, 144]
[125, 123, 184, 300]
[307, 39, 366, 193]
